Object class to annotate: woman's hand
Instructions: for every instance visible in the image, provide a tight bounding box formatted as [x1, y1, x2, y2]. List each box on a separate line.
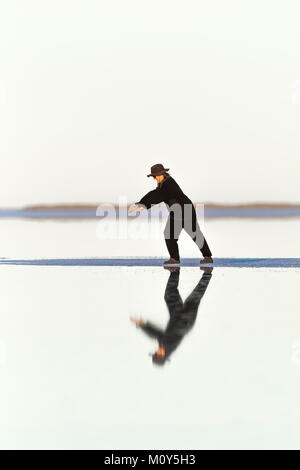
[128, 204, 144, 214]
[130, 317, 145, 327]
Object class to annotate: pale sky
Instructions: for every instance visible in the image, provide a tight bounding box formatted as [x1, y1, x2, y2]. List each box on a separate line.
[0, 0, 300, 207]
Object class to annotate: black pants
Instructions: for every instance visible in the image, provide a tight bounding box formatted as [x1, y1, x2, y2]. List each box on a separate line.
[163, 205, 212, 260]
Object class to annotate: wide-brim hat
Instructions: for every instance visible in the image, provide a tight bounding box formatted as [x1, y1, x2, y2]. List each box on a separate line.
[147, 163, 170, 177]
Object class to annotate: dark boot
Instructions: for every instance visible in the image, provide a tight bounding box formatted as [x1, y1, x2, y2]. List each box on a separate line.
[200, 256, 213, 265]
[164, 265, 181, 272]
[200, 266, 214, 274]
[163, 258, 180, 266]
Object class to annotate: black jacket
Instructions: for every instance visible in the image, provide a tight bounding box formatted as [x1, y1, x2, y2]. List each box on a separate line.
[136, 175, 193, 211]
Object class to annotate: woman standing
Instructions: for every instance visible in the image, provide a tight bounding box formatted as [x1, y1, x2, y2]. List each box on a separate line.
[129, 163, 213, 266]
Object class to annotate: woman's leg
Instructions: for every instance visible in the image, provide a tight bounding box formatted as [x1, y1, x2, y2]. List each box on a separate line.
[183, 206, 212, 257]
[164, 213, 183, 260]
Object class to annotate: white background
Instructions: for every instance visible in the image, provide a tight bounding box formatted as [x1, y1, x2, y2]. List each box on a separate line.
[1, 0, 300, 206]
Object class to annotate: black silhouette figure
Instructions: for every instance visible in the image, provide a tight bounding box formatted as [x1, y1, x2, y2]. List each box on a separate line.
[128, 163, 213, 266]
[131, 267, 213, 366]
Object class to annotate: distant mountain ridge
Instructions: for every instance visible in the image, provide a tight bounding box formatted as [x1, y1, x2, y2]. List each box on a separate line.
[23, 203, 300, 210]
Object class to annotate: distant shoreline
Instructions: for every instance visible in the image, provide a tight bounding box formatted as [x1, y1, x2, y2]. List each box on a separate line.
[22, 202, 300, 211]
[1, 203, 300, 219]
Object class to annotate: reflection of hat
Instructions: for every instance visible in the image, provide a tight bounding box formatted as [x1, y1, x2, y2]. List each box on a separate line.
[147, 163, 170, 177]
[152, 353, 167, 366]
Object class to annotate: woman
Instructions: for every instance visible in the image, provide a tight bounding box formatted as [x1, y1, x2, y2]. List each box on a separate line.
[129, 163, 213, 265]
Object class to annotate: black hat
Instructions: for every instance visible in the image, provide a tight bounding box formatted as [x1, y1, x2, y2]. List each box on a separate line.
[147, 163, 170, 177]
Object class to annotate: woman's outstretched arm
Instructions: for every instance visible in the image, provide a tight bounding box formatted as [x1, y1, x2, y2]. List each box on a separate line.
[129, 187, 163, 213]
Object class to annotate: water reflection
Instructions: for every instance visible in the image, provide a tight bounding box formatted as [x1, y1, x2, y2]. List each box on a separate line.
[131, 266, 213, 366]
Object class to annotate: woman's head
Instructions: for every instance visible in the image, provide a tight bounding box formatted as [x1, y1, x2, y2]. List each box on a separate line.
[147, 164, 170, 178]
[152, 345, 167, 366]
[153, 174, 165, 183]
[152, 172, 170, 184]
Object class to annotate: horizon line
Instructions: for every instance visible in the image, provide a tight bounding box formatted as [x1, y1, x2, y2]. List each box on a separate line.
[1, 257, 300, 268]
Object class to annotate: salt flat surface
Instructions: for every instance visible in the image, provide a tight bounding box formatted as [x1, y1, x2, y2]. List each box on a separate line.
[0, 219, 300, 449]
[1, 257, 300, 268]
[1, 218, 300, 259]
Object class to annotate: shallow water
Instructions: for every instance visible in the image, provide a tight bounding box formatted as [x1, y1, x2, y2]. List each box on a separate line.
[0, 219, 300, 449]
[1, 217, 300, 259]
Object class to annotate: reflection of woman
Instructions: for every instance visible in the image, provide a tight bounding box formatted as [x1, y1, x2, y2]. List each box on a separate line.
[129, 163, 213, 266]
[131, 267, 213, 366]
